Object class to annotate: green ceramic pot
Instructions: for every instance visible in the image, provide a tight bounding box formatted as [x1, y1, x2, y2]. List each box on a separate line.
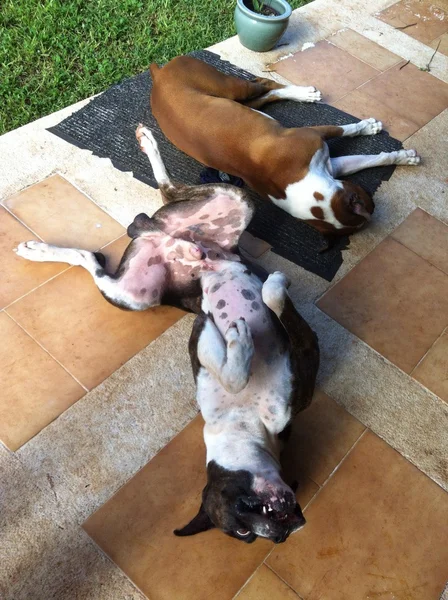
[234, 0, 292, 52]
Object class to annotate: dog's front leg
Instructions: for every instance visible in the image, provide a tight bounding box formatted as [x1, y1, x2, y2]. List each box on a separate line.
[331, 149, 421, 176]
[197, 317, 254, 394]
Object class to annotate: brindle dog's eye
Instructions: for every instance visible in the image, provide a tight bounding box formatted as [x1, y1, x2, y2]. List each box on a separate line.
[237, 528, 251, 537]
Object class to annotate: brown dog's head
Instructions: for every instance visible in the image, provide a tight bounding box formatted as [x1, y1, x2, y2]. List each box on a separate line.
[307, 181, 375, 251]
[174, 462, 305, 544]
[331, 181, 375, 232]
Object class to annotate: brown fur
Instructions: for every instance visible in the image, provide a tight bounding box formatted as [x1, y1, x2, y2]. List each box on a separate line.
[150, 56, 374, 238]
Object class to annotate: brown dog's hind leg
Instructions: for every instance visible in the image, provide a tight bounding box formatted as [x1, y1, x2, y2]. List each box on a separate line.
[311, 118, 383, 140]
[243, 78, 322, 109]
[154, 56, 285, 103]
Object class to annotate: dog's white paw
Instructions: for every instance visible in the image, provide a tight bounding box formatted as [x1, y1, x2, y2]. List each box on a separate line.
[395, 149, 421, 166]
[262, 271, 290, 313]
[358, 117, 383, 136]
[226, 318, 253, 352]
[136, 124, 159, 153]
[300, 86, 322, 103]
[14, 241, 52, 262]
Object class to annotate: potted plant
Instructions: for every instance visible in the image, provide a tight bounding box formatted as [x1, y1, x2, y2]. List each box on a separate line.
[234, 0, 292, 52]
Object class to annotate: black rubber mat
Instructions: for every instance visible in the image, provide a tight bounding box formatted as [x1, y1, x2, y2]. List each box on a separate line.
[48, 50, 402, 281]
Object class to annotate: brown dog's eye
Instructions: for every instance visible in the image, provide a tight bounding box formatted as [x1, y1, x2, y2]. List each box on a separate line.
[237, 528, 250, 537]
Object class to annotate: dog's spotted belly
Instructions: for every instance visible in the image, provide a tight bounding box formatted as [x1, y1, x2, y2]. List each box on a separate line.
[199, 265, 293, 435]
[201, 266, 270, 337]
[198, 353, 292, 436]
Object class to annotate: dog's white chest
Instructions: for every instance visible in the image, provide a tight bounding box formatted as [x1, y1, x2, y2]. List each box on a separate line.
[268, 146, 344, 229]
[197, 351, 292, 435]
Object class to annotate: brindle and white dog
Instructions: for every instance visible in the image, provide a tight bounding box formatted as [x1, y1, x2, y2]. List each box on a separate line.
[15, 126, 319, 544]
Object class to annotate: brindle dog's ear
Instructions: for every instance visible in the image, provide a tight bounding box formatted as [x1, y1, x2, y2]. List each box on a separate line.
[127, 213, 158, 238]
[173, 503, 215, 537]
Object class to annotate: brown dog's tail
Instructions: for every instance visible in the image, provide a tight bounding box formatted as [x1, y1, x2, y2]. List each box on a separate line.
[149, 63, 160, 80]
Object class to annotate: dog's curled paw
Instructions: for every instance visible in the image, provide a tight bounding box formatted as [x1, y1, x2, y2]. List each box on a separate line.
[225, 318, 252, 349]
[136, 125, 158, 153]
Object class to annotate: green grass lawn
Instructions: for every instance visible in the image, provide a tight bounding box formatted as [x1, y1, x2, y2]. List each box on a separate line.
[1, 0, 309, 135]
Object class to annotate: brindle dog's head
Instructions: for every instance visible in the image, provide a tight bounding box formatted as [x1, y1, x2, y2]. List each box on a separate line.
[174, 462, 305, 544]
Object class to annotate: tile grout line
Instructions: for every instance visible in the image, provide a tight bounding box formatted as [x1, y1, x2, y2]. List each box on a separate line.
[264, 563, 305, 599]
[324, 35, 393, 74]
[58, 171, 133, 229]
[3, 232, 128, 312]
[2, 203, 47, 242]
[312, 427, 368, 492]
[315, 221, 448, 307]
[260, 430, 369, 577]
[82, 534, 149, 600]
[3, 266, 72, 311]
[232, 563, 267, 599]
[315, 296, 448, 406]
[4, 311, 89, 392]
[410, 324, 448, 376]
[391, 234, 448, 278]
[327, 51, 404, 106]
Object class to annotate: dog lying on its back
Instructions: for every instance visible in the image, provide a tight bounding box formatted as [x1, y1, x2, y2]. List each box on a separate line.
[15, 126, 319, 544]
[150, 56, 421, 248]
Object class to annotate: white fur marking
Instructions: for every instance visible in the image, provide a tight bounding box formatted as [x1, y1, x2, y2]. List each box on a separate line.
[263, 85, 322, 103]
[341, 117, 383, 137]
[269, 145, 345, 229]
[136, 125, 171, 186]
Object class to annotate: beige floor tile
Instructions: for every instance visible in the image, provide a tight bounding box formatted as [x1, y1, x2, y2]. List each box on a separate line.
[317, 237, 448, 373]
[4, 174, 125, 250]
[0, 207, 67, 309]
[7, 257, 184, 390]
[358, 62, 448, 130]
[332, 87, 420, 140]
[430, 32, 448, 55]
[239, 231, 272, 258]
[83, 417, 269, 600]
[329, 28, 402, 71]
[282, 390, 366, 487]
[413, 329, 448, 402]
[83, 416, 317, 600]
[267, 431, 448, 600]
[274, 41, 379, 103]
[237, 565, 300, 600]
[0, 312, 84, 451]
[391, 208, 448, 274]
[377, 0, 448, 44]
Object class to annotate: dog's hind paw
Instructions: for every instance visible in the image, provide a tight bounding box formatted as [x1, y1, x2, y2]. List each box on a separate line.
[358, 117, 383, 135]
[395, 148, 421, 166]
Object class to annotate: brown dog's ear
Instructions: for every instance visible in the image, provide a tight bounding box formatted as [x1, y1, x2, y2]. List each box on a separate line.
[348, 193, 371, 221]
[173, 503, 216, 537]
